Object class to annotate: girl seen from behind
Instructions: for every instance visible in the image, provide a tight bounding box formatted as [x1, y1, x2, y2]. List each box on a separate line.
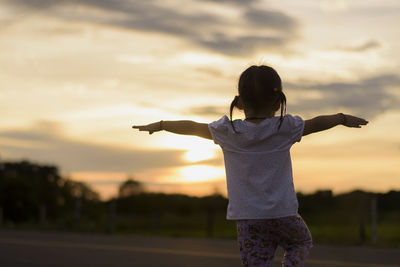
[133, 65, 368, 267]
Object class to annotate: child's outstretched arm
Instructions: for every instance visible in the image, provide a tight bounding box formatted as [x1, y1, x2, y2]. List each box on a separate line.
[132, 120, 212, 140]
[303, 113, 368, 136]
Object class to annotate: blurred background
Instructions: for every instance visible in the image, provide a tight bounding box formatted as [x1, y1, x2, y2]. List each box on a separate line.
[0, 0, 399, 247]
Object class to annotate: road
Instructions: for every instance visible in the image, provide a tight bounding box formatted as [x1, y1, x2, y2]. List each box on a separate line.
[0, 230, 399, 267]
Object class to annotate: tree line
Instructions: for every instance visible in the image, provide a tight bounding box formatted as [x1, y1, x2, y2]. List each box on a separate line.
[0, 160, 399, 246]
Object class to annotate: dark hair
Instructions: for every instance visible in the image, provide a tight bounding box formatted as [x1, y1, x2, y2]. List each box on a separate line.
[229, 65, 287, 132]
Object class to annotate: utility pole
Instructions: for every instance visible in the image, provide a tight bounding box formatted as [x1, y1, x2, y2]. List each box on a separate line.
[152, 210, 160, 234]
[0, 155, 3, 226]
[371, 197, 378, 243]
[0, 206, 3, 226]
[107, 198, 116, 234]
[74, 197, 82, 220]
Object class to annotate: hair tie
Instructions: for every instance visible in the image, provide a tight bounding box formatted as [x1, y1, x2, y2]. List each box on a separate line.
[233, 95, 239, 106]
[230, 96, 240, 133]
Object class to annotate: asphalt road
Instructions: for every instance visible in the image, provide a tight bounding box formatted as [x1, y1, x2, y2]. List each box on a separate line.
[0, 230, 399, 267]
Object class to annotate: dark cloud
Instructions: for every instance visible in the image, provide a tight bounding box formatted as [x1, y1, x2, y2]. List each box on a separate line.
[2, 0, 64, 9]
[244, 8, 297, 30]
[201, 0, 259, 4]
[335, 40, 381, 52]
[198, 34, 290, 56]
[0, 122, 188, 174]
[185, 73, 400, 119]
[1, 0, 298, 56]
[286, 74, 400, 118]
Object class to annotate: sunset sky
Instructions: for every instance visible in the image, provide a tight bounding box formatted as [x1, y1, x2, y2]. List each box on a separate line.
[1, 0, 399, 200]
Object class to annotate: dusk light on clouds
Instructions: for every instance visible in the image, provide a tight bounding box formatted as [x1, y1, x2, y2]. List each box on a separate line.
[0, 0, 399, 199]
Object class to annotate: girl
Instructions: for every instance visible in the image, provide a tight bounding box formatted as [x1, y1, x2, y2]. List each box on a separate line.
[132, 65, 368, 267]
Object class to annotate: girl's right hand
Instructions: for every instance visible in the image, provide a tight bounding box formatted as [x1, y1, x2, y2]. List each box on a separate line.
[343, 114, 369, 128]
[132, 121, 162, 134]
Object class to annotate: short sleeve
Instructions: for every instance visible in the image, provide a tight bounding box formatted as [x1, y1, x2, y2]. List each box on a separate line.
[288, 115, 305, 143]
[208, 115, 230, 146]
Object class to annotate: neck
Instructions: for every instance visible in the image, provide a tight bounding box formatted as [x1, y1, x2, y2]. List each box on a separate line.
[244, 110, 275, 120]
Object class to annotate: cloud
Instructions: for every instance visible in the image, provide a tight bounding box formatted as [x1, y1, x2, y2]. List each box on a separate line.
[194, 66, 227, 78]
[335, 40, 381, 52]
[0, 121, 187, 174]
[1, 0, 299, 56]
[244, 8, 297, 30]
[286, 73, 400, 118]
[184, 73, 400, 119]
[1, 0, 62, 9]
[201, 0, 259, 4]
[198, 34, 291, 56]
[190, 105, 228, 117]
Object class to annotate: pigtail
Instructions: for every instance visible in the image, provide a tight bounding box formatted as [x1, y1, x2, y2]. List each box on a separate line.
[278, 91, 287, 130]
[230, 96, 239, 133]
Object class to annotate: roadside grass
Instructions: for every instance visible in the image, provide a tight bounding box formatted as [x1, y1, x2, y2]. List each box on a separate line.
[1, 213, 399, 248]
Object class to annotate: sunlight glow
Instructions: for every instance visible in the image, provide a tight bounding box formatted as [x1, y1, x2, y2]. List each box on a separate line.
[156, 165, 225, 184]
[179, 165, 225, 183]
[155, 134, 220, 162]
[184, 147, 215, 162]
[157, 134, 219, 163]
[157, 134, 215, 149]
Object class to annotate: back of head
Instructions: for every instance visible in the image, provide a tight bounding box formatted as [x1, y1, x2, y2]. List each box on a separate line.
[230, 65, 287, 131]
[238, 65, 283, 111]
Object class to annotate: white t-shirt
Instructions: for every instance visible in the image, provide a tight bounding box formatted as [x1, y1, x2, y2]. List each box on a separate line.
[208, 114, 305, 220]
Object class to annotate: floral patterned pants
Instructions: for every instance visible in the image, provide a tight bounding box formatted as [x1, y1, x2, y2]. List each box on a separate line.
[236, 215, 312, 267]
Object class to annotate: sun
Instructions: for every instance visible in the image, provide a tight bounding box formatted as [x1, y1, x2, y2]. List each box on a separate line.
[179, 165, 225, 183]
[158, 165, 225, 184]
[154, 134, 218, 163]
[184, 147, 215, 162]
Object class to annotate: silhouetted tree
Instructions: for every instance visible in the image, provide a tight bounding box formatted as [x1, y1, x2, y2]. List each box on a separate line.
[0, 160, 100, 223]
[118, 178, 144, 198]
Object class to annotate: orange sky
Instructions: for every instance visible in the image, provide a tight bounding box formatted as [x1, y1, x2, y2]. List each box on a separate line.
[0, 0, 399, 200]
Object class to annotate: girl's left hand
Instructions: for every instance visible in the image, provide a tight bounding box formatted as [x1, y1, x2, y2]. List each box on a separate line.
[343, 115, 369, 128]
[132, 121, 162, 134]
